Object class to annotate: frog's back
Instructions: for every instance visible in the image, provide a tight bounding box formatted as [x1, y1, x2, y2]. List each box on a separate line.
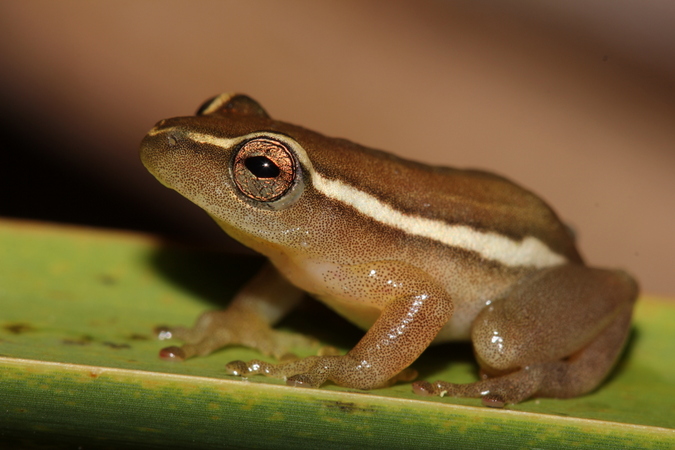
[287, 126, 582, 264]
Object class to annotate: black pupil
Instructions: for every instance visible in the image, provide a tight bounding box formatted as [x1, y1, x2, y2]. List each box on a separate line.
[244, 156, 280, 178]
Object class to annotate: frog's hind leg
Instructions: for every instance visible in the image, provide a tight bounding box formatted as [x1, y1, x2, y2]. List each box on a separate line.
[413, 304, 633, 407]
[413, 265, 638, 407]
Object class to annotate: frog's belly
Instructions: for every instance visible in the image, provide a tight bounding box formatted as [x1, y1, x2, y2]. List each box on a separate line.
[316, 292, 481, 344]
[315, 294, 382, 331]
[274, 255, 486, 343]
[429, 292, 486, 342]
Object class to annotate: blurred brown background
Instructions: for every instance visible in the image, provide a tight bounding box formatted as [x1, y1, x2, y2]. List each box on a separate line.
[1, 1, 673, 296]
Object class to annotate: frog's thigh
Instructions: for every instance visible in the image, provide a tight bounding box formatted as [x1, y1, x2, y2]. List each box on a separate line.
[414, 265, 637, 406]
[472, 265, 637, 375]
[415, 300, 634, 407]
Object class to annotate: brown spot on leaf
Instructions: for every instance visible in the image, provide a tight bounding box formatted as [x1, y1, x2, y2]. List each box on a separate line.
[324, 401, 375, 414]
[4, 323, 35, 334]
[103, 341, 131, 350]
[62, 335, 94, 346]
[128, 333, 149, 341]
[99, 274, 118, 285]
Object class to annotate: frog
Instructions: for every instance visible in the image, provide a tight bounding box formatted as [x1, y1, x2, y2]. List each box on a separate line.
[139, 93, 638, 407]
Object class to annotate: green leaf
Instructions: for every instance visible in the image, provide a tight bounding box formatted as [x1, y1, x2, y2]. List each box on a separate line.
[1, 219, 673, 449]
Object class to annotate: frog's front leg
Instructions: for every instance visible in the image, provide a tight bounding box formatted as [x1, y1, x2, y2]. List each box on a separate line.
[413, 265, 638, 407]
[157, 263, 315, 361]
[226, 261, 454, 390]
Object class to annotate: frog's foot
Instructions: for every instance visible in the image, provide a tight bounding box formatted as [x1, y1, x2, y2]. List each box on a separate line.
[155, 308, 316, 362]
[225, 354, 418, 390]
[412, 367, 545, 408]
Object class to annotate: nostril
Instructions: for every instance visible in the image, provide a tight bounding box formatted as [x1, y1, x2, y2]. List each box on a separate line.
[167, 134, 178, 147]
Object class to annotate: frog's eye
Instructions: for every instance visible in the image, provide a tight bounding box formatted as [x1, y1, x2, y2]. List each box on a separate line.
[232, 138, 296, 202]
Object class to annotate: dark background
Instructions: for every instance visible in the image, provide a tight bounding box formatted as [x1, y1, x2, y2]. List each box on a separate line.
[1, 1, 674, 296]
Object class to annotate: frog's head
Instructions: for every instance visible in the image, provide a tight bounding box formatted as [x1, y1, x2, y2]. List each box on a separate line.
[140, 94, 319, 250]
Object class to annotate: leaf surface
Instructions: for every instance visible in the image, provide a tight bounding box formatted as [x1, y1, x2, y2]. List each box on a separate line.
[1, 219, 673, 449]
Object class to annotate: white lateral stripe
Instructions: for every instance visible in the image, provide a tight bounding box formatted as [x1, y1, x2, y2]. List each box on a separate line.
[312, 175, 567, 268]
[184, 131, 238, 147]
[181, 130, 565, 268]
